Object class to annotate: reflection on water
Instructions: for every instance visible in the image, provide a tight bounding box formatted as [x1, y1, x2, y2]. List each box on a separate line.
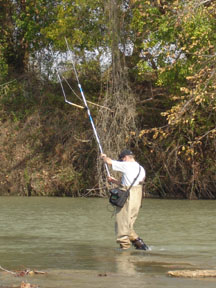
[0, 197, 216, 288]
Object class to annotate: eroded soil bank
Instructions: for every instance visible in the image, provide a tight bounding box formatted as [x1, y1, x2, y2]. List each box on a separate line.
[0, 107, 98, 197]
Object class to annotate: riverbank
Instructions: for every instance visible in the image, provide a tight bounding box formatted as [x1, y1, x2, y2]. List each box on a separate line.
[1, 74, 215, 199]
[0, 108, 97, 197]
[0, 112, 215, 199]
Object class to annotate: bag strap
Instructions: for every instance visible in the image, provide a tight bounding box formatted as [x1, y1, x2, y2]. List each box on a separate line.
[127, 165, 141, 192]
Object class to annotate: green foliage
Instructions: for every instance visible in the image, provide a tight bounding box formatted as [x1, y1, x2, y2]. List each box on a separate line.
[0, 48, 8, 81]
[43, 0, 106, 52]
[77, 59, 102, 97]
[0, 79, 36, 121]
[0, 0, 56, 72]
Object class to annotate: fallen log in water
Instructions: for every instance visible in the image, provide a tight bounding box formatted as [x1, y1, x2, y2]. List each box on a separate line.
[168, 270, 216, 278]
[0, 266, 46, 277]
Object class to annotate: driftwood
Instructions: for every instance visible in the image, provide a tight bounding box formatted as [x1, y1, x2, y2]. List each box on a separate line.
[168, 269, 216, 278]
[0, 265, 46, 277]
[0, 265, 16, 275]
[0, 266, 44, 288]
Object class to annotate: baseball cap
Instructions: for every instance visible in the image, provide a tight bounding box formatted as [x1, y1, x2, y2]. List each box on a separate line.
[118, 149, 134, 160]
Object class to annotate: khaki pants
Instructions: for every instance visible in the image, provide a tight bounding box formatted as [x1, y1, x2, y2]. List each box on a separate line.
[115, 185, 143, 249]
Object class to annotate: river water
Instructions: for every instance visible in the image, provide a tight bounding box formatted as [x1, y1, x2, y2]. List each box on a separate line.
[0, 197, 215, 288]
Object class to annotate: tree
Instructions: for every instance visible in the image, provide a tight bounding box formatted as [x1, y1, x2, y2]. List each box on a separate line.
[134, 0, 216, 198]
[0, 0, 56, 74]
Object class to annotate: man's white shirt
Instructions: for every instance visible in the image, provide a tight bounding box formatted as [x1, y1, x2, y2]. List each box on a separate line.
[112, 160, 146, 187]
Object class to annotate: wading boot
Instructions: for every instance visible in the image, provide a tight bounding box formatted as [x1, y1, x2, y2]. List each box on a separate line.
[132, 237, 149, 250]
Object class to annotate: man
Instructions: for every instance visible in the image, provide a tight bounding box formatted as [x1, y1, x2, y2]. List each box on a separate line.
[101, 149, 149, 250]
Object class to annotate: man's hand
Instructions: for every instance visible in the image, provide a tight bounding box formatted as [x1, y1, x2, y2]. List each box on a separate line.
[107, 176, 121, 185]
[101, 154, 112, 165]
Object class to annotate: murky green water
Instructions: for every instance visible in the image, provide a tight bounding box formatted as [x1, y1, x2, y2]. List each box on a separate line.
[0, 197, 215, 288]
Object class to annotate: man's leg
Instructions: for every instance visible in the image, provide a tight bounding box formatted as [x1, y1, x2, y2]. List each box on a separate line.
[115, 186, 148, 250]
[128, 185, 142, 241]
[115, 199, 131, 249]
[128, 185, 149, 250]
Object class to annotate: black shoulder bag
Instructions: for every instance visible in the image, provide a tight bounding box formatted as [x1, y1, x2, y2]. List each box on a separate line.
[109, 166, 141, 208]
